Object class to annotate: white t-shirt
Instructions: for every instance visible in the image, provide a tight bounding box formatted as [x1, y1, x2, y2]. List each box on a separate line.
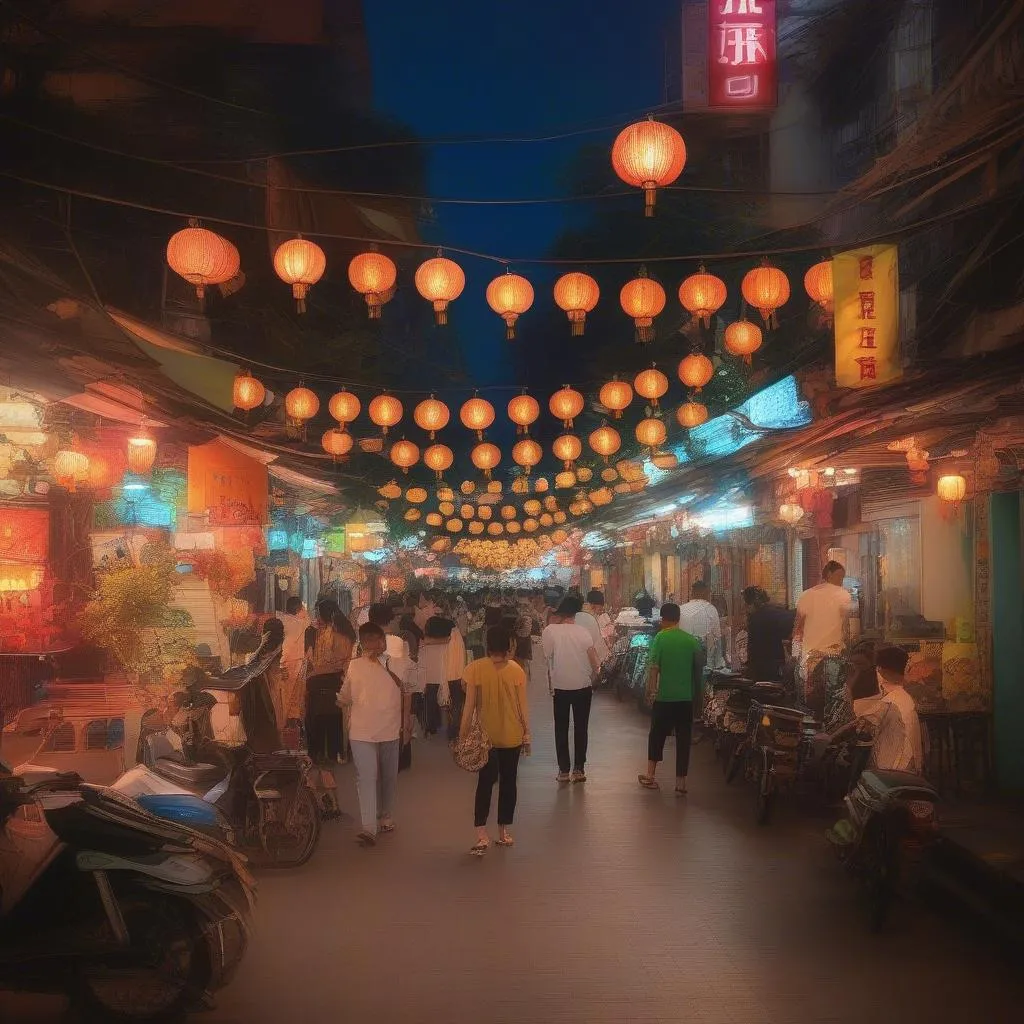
[541, 623, 596, 691]
[574, 611, 609, 663]
[796, 582, 853, 660]
[854, 683, 922, 773]
[339, 657, 403, 743]
[678, 599, 724, 669]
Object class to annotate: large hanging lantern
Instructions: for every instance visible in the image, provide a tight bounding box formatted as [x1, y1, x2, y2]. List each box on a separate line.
[634, 366, 669, 409]
[620, 268, 666, 343]
[589, 425, 622, 462]
[678, 266, 727, 327]
[368, 393, 403, 435]
[471, 441, 501, 479]
[741, 261, 791, 327]
[804, 259, 834, 315]
[937, 474, 967, 504]
[512, 438, 543, 471]
[486, 270, 534, 340]
[413, 395, 450, 439]
[723, 320, 763, 365]
[552, 433, 582, 469]
[415, 253, 465, 325]
[779, 503, 804, 525]
[676, 401, 709, 429]
[678, 353, 714, 392]
[460, 395, 495, 439]
[389, 438, 420, 473]
[635, 417, 667, 452]
[273, 237, 326, 313]
[285, 386, 319, 427]
[599, 378, 633, 419]
[53, 449, 90, 492]
[549, 386, 585, 429]
[166, 223, 239, 300]
[321, 429, 353, 460]
[127, 429, 157, 475]
[328, 391, 361, 428]
[553, 272, 600, 336]
[232, 370, 266, 412]
[507, 392, 540, 434]
[423, 443, 454, 479]
[611, 117, 686, 217]
[348, 250, 397, 319]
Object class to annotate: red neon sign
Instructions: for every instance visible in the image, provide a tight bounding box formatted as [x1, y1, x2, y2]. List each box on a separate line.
[708, 0, 777, 109]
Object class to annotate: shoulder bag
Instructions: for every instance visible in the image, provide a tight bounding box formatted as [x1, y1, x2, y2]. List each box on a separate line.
[381, 657, 413, 772]
[451, 671, 491, 772]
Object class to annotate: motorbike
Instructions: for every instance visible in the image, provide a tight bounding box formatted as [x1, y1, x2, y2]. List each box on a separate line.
[0, 760, 254, 1022]
[113, 637, 322, 869]
[827, 767, 940, 931]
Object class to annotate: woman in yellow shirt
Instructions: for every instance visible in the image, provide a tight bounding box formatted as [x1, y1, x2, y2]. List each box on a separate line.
[460, 624, 531, 856]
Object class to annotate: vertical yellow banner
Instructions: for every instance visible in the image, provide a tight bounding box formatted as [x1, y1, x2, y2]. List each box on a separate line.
[833, 243, 901, 388]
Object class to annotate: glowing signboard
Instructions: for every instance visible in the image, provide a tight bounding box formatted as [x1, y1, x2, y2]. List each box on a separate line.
[709, 0, 777, 108]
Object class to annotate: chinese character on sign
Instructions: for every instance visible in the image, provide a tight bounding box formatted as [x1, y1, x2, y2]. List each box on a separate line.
[859, 327, 877, 349]
[858, 291, 876, 319]
[855, 356, 878, 381]
[859, 256, 874, 280]
[718, 23, 768, 65]
[724, 75, 759, 98]
[720, 0, 763, 13]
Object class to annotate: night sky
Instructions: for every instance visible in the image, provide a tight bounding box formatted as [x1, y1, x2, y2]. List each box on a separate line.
[364, 0, 675, 391]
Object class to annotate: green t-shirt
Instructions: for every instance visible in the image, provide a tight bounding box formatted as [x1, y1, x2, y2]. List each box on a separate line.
[649, 627, 700, 701]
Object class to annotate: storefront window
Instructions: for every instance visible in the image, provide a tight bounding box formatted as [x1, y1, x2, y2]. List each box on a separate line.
[875, 516, 922, 633]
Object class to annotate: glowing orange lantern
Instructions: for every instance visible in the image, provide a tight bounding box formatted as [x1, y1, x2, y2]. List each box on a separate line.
[285, 386, 319, 426]
[937, 474, 967, 504]
[468, 520, 485, 535]
[549, 386, 585, 429]
[553, 272, 600, 336]
[368, 393, 403, 435]
[406, 486, 428, 504]
[53, 449, 90, 491]
[555, 470, 576, 490]
[506, 521, 522, 535]
[611, 117, 686, 217]
[779, 503, 804, 525]
[439, 500, 456, 517]
[423, 443, 454, 479]
[487, 522, 505, 536]
[460, 396, 495, 439]
[523, 517, 539, 532]
[460, 480, 476, 495]
[426, 512, 443, 527]
[543, 495, 559, 512]
[589, 425, 622, 461]
[328, 390, 361, 427]
[524, 499, 542, 516]
[460, 503, 476, 519]
[678, 353, 714, 392]
[127, 429, 157, 474]
[620, 268, 666, 342]
[508, 393, 540, 434]
[471, 442, 501, 478]
[634, 366, 669, 408]
[233, 370, 265, 412]
[166, 223, 239, 300]
[599, 378, 633, 419]
[348, 250, 397, 319]
[379, 480, 402, 500]
[804, 259, 834, 315]
[679, 266, 727, 327]
[512, 438, 543, 471]
[552, 433, 582, 469]
[446, 519, 464, 534]
[635, 417, 667, 451]
[389, 439, 420, 473]
[486, 270, 534, 340]
[677, 401, 709, 429]
[539, 513, 554, 528]
[477, 504, 493, 520]
[322, 429, 352, 459]
[500, 505, 517, 521]
[415, 253, 465, 325]
[273, 237, 326, 313]
[512, 476, 529, 494]
[741, 262, 790, 326]
[413, 395, 450, 439]
[723, 320, 763, 364]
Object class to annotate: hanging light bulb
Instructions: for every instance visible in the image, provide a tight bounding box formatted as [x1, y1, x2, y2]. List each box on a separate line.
[328, 390, 361, 428]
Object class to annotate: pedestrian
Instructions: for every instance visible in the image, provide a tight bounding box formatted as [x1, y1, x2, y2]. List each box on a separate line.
[634, 587, 656, 619]
[304, 598, 354, 766]
[564, 593, 609, 666]
[339, 622, 412, 846]
[586, 589, 615, 649]
[638, 603, 705, 795]
[276, 597, 309, 745]
[460, 625, 531, 856]
[416, 616, 452, 736]
[679, 581, 725, 671]
[541, 600, 599, 784]
[741, 586, 796, 683]
[445, 612, 468, 741]
[792, 561, 853, 719]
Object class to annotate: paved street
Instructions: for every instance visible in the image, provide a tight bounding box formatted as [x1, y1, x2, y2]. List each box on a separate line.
[4, 672, 1023, 1024]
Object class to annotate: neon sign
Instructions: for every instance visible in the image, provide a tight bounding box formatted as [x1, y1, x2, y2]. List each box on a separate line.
[708, 0, 777, 109]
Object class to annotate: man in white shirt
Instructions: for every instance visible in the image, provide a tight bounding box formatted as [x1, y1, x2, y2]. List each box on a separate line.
[679, 581, 724, 671]
[541, 601, 599, 784]
[793, 561, 853, 716]
[586, 589, 615, 649]
[562, 593, 609, 665]
[852, 646, 923, 773]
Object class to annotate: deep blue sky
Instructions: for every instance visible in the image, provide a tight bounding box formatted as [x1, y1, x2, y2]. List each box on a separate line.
[364, 1, 675, 389]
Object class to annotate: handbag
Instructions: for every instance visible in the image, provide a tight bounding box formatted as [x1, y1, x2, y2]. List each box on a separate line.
[451, 708, 491, 772]
[382, 657, 413, 773]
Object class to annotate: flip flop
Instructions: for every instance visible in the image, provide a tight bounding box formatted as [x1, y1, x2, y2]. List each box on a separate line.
[469, 839, 490, 857]
[638, 775, 660, 790]
[495, 833, 515, 847]
[356, 830, 377, 846]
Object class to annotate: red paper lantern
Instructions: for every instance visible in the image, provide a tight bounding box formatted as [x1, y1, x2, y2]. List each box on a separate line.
[634, 366, 669, 408]
[389, 439, 420, 473]
[485, 270, 534, 340]
[678, 266, 727, 327]
[723, 320, 763, 364]
[553, 272, 600, 336]
[678, 353, 714, 392]
[273, 237, 326, 313]
[620, 268, 666, 343]
[460, 396, 495, 439]
[507, 393, 540, 434]
[415, 254, 465, 325]
[368, 393, 403, 435]
[328, 390, 361, 427]
[166, 224, 239, 300]
[611, 118, 686, 217]
[549, 386, 585, 429]
[348, 250, 397, 319]
[599, 379, 633, 419]
[413, 396, 450, 439]
[742, 262, 790, 326]
[233, 370, 266, 412]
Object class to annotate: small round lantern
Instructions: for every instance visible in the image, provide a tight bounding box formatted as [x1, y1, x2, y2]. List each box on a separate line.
[460, 503, 476, 520]
[620, 268, 666, 342]
[54, 449, 90, 492]
[508, 393, 540, 434]
[415, 253, 465, 325]
[779, 503, 804, 525]
[539, 513, 554, 528]
[553, 272, 600, 336]
[549, 386, 585, 429]
[446, 519, 464, 534]
[460, 396, 495, 439]
[576, 466, 593, 483]
[328, 390, 360, 427]
[555, 470, 577, 490]
[937, 474, 967, 504]
[368, 393, 403, 435]
[804, 259, 834, 315]
[611, 117, 686, 217]
[233, 370, 266, 412]
[389, 439, 420, 473]
[723, 320, 763, 364]
[273, 237, 326, 313]
[552, 433, 582, 469]
[406, 486, 428, 504]
[460, 480, 476, 495]
[404, 508, 422, 522]
[166, 223, 239, 300]
[348, 250, 397, 319]
[321, 428, 353, 460]
[439, 501, 456, 517]
[512, 438, 543, 471]
[543, 496, 559, 512]
[477, 505, 493, 521]
[413, 395, 450, 439]
[468, 520, 485, 535]
[486, 270, 534, 340]
[486, 480, 503, 495]
[635, 417, 667, 451]
[678, 265, 727, 327]
[379, 480, 402, 500]
[677, 401, 709, 429]
[652, 451, 678, 470]
[500, 505, 517, 521]
[678, 353, 714, 392]
[426, 512, 443, 527]
[523, 518, 539, 533]
[524, 499, 542, 516]
[589, 425, 622, 462]
[534, 477, 549, 493]
[634, 366, 669, 409]
[741, 261, 790, 326]
[423, 443, 454, 479]
[285, 386, 319, 426]
[599, 378, 633, 419]
[471, 442, 501, 479]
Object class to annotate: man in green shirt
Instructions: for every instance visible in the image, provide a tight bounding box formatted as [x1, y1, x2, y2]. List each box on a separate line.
[638, 603, 705, 795]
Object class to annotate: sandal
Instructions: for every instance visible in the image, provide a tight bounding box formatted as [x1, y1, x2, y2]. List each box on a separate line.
[469, 839, 490, 857]
[495, 832, 515, 847]
[675, 787, 688, 796]
[356, 830, 377, 846]
[379, 818, 395, 833]
[638, 774, 660, 790]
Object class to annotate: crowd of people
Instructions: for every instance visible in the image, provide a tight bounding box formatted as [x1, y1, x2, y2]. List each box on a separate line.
[260, 566, 922, 855]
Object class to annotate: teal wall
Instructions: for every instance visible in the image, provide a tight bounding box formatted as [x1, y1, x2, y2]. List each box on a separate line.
[991, 492, 1024, 790]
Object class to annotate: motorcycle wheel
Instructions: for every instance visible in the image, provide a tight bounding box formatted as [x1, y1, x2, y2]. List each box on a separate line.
[71, 894, 208, 1024]
[260, 784, 321, 868]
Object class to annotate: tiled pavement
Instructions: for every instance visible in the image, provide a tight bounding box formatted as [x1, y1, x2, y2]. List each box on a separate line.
[5, 672, 1023, 1023]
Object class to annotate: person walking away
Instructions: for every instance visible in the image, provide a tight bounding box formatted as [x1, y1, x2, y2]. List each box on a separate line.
[460, 625, 531, 856]
[742, 586, 796, 683]
[639, 603, 705, 795]
[542, 601, 599, 783]
[586, 589, 615, 650]
[792, 561, 853, 720]
[679, 581, 725, 671]
[276, 597, 309, 745]
[416, 616, 452, 736]
[564, 593, 609, 667]
[304, 599, 354, 766]
[339, 622, 412, 846]
[634, 588, 656, 619]
[513, 594, 538, 683]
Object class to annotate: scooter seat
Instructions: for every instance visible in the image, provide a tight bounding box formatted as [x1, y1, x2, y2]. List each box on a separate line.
[154, 757, 227, 789]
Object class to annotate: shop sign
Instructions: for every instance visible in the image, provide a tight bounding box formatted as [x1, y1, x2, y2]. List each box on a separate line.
[0, 508, 48, 562]
[834, 243, 902, 388]
[187, 441, 268, 526]
[704, 1, 778, 110]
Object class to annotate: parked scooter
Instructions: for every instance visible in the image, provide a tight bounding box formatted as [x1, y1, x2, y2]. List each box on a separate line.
[0, 760, 254, 1022]
[827, 767, 940, 930]
[114, 637, 322, 868]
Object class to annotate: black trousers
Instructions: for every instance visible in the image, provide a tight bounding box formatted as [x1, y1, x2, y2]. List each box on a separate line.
[446, 680, 465, 741]
[553, 687, 593, 773]
[306, 711, 342, 765]
[647, 700, 694, 777]
[474, 746, 522, 827]
[424, 683, 442, 735]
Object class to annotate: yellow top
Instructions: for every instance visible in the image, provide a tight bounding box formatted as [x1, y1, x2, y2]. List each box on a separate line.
[462, 657, 527, 749]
